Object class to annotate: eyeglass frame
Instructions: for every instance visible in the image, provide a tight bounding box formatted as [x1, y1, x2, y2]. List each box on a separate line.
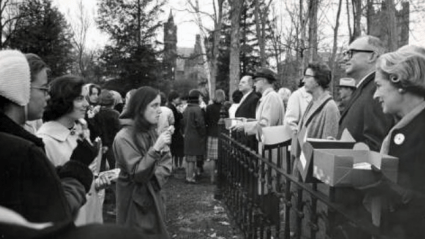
[253, 77, 265, 83]
[304, 74, 316, 78]
[342, 49, 375, 60]
[31, 85, 50, 95]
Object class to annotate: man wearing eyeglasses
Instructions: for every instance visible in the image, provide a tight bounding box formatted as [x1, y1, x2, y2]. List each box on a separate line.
[338, 35, 394, 152]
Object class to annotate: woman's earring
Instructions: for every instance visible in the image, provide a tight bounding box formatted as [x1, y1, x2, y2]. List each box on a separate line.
[398, 88, 405, 93]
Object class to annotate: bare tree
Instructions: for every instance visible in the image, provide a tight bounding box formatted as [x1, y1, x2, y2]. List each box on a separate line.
[330, 0, 343, 97]
[186, 0, 225, 99]
[254, 0, 272, 67]
[308, 0, 319, 61]
[228, 0, 243, 96]
[69, 0, 91, 77]
[0, 0, 23, 48]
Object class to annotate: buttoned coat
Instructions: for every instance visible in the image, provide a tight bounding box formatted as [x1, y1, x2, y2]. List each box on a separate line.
[182, 103, 206, 156]
[37, 121, 104, 226]
[338, 72, 394, 151]
[380, 107, 425, 238]
[113, 122, 172, 239]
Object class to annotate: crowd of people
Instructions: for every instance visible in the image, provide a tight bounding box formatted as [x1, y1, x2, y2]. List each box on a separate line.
[1, 33, 425, 238]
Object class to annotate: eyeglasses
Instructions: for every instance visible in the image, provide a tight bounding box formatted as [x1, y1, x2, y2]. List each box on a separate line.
[253, 77, 264, 83]
[31, 85, 50, 95]
[304, 74, 315, 78]
[342, 49, 375, 59]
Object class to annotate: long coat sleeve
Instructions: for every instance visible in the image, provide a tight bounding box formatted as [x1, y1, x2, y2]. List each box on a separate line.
[244, 88, 285, 136]
[113, 124, 171, 238]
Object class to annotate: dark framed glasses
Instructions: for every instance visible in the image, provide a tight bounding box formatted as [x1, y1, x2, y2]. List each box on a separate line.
[342, 49, 375, 59]
[31, 85, 50, 95]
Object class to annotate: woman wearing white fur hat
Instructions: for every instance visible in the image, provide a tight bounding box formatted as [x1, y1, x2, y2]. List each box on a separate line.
[0, 49, 159, 239]
[0, 50, 94, 223]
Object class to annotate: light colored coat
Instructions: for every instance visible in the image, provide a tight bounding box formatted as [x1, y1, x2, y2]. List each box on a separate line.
[113, 122, 172, 238]
[285, 86, 312, 131]
[157, 106, 175, 134]
[244, 88, 285, 137]
[37, 121, 104, 226]
[299, 92, 340, 139]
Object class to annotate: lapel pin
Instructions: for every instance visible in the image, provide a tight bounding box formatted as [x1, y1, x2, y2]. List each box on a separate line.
[394, 133, 405, 145]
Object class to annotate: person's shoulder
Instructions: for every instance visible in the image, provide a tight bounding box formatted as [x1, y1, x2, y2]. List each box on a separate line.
[0, 132, 32, 146]
[0, 132, 43, 161]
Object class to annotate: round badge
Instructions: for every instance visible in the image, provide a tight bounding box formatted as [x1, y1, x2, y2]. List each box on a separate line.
[394, 133, 405, 145]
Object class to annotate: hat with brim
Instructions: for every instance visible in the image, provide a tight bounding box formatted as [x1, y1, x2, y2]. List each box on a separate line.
[338, 78, 356, 88]
[253, 68, 277, 82]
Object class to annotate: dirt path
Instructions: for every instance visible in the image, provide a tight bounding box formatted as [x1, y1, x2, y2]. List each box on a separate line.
[164, 169, 242, 239]
[103, 168, 243, 239]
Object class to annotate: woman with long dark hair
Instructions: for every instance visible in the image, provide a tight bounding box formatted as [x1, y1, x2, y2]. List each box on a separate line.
[113, 86, 172, 238]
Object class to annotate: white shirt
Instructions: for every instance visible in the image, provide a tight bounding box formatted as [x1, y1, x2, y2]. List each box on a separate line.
[238, 89, 253, 107]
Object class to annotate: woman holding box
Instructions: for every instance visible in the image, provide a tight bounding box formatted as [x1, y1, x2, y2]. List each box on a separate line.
[366, 45, 425, 238]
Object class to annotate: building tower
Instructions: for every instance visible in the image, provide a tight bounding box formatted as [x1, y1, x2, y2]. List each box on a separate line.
[163, 10, 177, 81]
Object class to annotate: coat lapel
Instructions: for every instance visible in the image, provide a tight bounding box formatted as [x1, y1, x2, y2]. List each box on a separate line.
[339, 72, 375, 121]
[235, 91, 254, 115]
[303, 93, 332, 127]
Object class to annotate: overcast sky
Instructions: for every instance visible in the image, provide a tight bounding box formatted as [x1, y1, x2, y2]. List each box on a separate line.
[52, 0, 425, 50]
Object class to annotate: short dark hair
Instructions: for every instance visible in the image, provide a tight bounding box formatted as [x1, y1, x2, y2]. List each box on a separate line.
[168, 90, 180, 102]
[25, 53, 49, 83]
[305, 62, 332, 89]
[188, 89, 203, 104]
[88, 84, 101, 96]
[127, 86, 160, 132]
[43, 75, 85, 122]
[231, 90, 243, 103]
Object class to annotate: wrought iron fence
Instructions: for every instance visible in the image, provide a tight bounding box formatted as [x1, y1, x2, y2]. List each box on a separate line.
[215, 122, 390, 239]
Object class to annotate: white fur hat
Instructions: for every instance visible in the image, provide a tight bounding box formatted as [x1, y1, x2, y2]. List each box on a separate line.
[0, 50, 30, 106]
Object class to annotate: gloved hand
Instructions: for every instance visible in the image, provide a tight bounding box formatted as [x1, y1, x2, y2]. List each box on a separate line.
[70, 139, 98, 166]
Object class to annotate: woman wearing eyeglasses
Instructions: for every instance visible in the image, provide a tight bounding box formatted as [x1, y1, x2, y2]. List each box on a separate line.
[298, 61, 340, 139]
[37, 75, 110, 226]
[359, 45, 425, 238]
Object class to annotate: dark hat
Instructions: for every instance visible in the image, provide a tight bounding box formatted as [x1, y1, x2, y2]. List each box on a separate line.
[98, 90, 115, 106]
[253, 68, 277, 82]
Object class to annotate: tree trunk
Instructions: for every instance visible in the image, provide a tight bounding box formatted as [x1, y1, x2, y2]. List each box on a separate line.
[346, 0, 352, 42]
[254, 0, 266, 67]
[209, 0, 224, 99]
[385, 0, 397, 51]
[351, 0, 362, 42]
[308, 0, 318, 62]
[330, 0, 343, 98]
[228, 0, 243, 97]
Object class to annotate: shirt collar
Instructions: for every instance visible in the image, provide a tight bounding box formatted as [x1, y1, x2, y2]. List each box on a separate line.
[37, 121, 74, 142]
[357, 71, 375, 87]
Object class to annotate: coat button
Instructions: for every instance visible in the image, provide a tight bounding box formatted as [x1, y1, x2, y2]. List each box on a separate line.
[394, 133, 405, 145]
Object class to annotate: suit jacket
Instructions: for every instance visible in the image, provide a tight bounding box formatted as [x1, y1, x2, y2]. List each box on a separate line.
[235, 91, 260, 119]
[337, 72, 394, 151]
